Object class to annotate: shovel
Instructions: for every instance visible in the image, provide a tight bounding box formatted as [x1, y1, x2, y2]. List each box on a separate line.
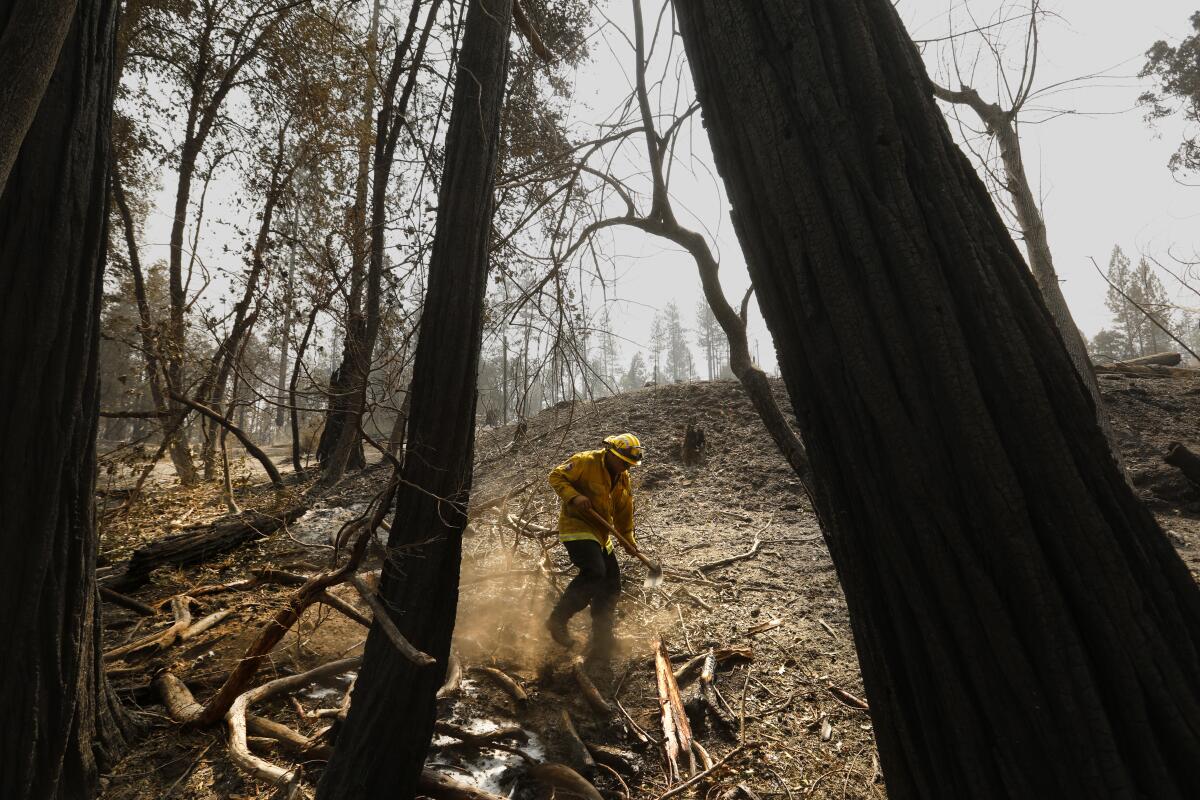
[583, 507, 665, 589]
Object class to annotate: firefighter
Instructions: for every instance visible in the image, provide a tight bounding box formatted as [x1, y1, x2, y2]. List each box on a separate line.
[545, 433, 643, 664]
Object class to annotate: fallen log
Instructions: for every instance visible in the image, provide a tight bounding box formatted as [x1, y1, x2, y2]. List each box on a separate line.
[1165, 442, 1200, 487]
[105, 504, 308, 590]
[100, 586, 157, 616]
[157, 672, 206, 722]
[584, 742, 638, 777]
[526, 763, 604, 800]
[418, 769, 508, 800]
[572, 656, 613, 716]
[559, 709, 596, 774]
[469, 666, 528, 704]
[654, 639, 697, 783]
[1094, 363, 1200, 379]
[1114, 351, 1182, 367]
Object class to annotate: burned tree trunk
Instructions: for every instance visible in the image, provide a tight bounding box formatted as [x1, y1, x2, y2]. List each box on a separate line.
[675, 2, 1200, 798]
[930, 81, 1128, 478]
[315, 344, 367, 472]
[104, 505, 307, 591]
[387, 385, 411, 457]
[315, 1, 512, 796]
[0, 1, 137, 796]
[319, 0, 441, 486]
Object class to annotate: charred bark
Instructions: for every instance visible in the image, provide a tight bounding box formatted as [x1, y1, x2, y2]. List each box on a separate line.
[0, 1, 137, 796]
[315, 1, 512, 796]
[930, 81, 1128, 477]
[675, 2, 1200, 798]
[105, 505, 307, 591]
[315, 359, 366, 471]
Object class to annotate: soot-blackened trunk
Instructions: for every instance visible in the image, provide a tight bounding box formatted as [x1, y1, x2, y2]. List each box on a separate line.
[675, 2, 1200, 798]
[315, 358, 366, 471]
[0, 2, 137, 797]
[314, 1, 511, 797]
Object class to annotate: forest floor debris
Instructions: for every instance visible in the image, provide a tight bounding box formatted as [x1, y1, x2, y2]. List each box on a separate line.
[96, 377, 1200, 799]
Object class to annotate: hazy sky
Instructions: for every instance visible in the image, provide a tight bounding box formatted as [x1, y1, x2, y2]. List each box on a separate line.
[568, 0, 1197, 375]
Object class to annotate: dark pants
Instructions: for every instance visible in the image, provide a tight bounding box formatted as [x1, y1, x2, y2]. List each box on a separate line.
[551, 539, 621, 653]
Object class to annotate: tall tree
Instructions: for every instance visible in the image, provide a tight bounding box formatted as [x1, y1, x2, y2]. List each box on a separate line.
[930, 3, 1125, 470]
[623, 351, 648, 390]
[1129, 256, 1172, 355]
[319, 0, 444, 485]
[649, 310, 666, 382]
[662, 301, 694, 382]
[1104, 245, 1137, 358]
[0, 1, 137, 797]
[316, 0, 512, 796]
[675, 2, 1200, 798]
[695, 299, 721, 379]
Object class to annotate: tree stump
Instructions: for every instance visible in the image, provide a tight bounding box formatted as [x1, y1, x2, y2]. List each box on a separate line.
[1164, 442, 1200, 487]
[682, 423, 706, 467]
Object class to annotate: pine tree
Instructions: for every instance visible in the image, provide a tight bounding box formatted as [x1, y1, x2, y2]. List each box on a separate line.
[1104, 246, 1138, 359]
[1088, 329, 1129, 363]
[622, 351, 648, 390]
[1129, 257, 1171, 355]
[649, 312, 666, 383]
[663, 301, 695, 382]
[695, 300, 722, 379]
[599, 305, 619, 387]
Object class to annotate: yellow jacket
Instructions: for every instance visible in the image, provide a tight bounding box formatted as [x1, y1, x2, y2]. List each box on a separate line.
[548, 448, 635, 554]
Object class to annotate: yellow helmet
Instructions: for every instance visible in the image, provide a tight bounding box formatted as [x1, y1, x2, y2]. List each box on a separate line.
[603, 433, 644, 465]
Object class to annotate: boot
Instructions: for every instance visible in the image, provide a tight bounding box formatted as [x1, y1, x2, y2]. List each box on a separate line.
[545, 613, 576, 648]
[585, 620, 616, 679]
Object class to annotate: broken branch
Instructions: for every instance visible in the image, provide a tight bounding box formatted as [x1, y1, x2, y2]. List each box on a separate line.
[348, 574, 436, 666]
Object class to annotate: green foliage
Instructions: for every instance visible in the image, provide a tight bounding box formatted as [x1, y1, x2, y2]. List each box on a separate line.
[1087, 328, 1128, 364]
[1140, 11, 1200, 173]
[1102, 245, 1177, 359]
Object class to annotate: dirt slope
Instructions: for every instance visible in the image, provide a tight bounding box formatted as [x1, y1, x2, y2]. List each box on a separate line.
[97, 374, 1200, 799]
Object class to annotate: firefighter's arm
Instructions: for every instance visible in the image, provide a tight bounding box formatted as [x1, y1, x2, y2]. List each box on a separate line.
[613, 483, 635, 547]
[548, 457, 584, 504]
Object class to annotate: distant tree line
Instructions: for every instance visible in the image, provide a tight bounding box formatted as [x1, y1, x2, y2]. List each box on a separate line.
[1088, 245, 1200, 363]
